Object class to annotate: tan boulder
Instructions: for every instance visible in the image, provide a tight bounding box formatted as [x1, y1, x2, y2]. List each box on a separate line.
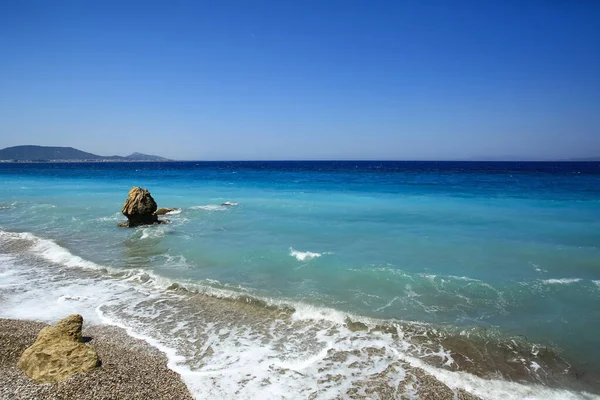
[17, 314, 100, 383]
[121, 186, 159, 227]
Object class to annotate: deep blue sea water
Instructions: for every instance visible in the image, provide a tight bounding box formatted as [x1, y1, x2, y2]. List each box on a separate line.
[1, 161, 599, 399]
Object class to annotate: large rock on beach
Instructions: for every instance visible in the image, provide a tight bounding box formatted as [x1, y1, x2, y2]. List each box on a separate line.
[17, 314, 100, 383]
[121, 186, 159, 227]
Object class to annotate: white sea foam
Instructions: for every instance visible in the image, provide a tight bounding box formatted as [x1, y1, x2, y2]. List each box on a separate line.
[593, 280, 600, 289]
[375, 296, 400, 312]
[31, 203, 56, 209]
[190, 205, 226, 211]
[0, 259, 123, 324]
[397, 353, 599, 400]
[542, 278, 582, 285]
[162, 253, 189, 267]
[289, 247, 327, 261]
[0, 231, 105, 271]
[1, 230, 599, 400]
[448, 275, 481, 282]
[418, 273, 482, 283]
[96, 213, 121, 222]
[95, 307, 196, 389]
[58, 295, 89, 302]
[140, 226, 167, 240]
[532, 263, 548, 273]
[289, 302, 350, 324]
[0, 230, 173, 288]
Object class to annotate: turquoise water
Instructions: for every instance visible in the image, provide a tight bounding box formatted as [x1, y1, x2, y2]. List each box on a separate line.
[1, 161, 599, 398]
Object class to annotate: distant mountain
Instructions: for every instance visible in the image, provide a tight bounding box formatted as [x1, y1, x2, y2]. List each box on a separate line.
[0, 146, 103, 161]
[0, 145, 170, 161]
[123, 152, 169, 161]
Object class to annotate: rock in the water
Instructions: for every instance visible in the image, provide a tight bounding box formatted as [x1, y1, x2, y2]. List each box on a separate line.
[155, 207, 177, 215]
[345, 317, 368, 332]
[121, 186, 159, 227]
[17, 314, 100, 383]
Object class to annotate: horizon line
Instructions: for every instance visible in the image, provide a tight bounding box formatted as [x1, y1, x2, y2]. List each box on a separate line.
[171, 157, 600, 162]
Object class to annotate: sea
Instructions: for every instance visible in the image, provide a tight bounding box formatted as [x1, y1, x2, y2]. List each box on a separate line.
[0, 161, 599, 399]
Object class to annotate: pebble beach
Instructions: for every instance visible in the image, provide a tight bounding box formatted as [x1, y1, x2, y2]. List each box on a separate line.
[0, 319, 193, 400]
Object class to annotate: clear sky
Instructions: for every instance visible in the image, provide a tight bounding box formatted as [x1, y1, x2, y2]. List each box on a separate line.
[0, 1, 599, 160]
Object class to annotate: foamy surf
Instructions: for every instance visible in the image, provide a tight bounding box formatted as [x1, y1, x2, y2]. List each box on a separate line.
[289, 248, 332, 261]
[542, 278, 583, 285]
[140, 226, 168, 240]
[96, 212, 121, 222]
[0, 230, 599, 400]
[190, 205, 227, 211]
[0, 231, 104, 271]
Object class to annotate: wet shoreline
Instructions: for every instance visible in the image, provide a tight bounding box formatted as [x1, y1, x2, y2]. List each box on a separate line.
[1, 229, 599, 399]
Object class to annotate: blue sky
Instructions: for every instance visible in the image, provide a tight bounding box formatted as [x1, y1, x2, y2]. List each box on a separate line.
[0, 1, 599, 160]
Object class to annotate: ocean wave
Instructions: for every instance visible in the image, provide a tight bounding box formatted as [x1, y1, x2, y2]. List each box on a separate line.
[190, 205, 227, 211]
[0, 230, 105, 271]
[447, 275, 481, 282]
[3, 259, 592, 400]
[1, 230, 598, 399]
[542, 278, 582, 285]
[140, 226, 167, 240]
[165, 208, 182, 215]
[419, 273, 482, 283]
[0, 230, 396, 326]
[289, 247, 329, 261]
[96, 212, 121, 222]
[31, 203, 56, 209]
[164, 253, 188, 265]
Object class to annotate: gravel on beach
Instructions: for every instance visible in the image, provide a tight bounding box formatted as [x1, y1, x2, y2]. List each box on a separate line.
[0, 318, 194, 400]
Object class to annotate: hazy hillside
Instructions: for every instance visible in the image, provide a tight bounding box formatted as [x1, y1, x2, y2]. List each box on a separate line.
[0, 146, 104, 160]
[0, 145, 169, 161]
[124, 152, 169, 161]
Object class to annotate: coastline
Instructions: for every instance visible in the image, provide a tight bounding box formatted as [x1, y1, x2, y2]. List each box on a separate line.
[1, 271, 599, 399]
[0, 318, 193, 400]
[0, 318, 485, 400]
[1, 227, 599, 399]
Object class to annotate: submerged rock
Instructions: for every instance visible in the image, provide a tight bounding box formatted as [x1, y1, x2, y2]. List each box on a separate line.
[17, 314, 100, 383]
[155, 207, 177, 215]
[371, 324, 398, 336]
[345, 317, 368, 332]
[120, 186, 159, 227]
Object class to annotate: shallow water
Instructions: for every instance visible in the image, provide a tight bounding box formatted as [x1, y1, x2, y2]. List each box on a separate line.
[1, 161, 599, 398]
